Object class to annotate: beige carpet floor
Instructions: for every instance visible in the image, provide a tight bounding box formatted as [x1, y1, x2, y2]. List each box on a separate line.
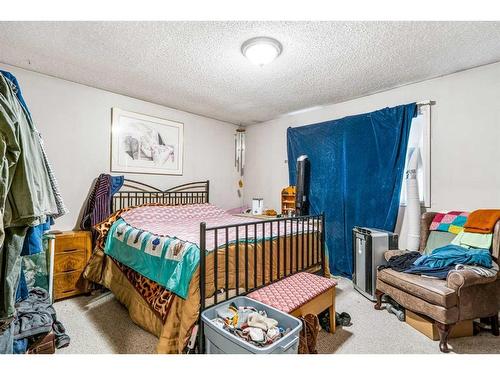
[55, 278, 500, 354]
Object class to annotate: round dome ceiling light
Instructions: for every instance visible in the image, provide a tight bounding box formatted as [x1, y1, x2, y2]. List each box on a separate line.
[241, 37, 282, 66]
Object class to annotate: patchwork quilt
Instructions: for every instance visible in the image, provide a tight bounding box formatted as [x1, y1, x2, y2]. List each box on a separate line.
[429, 211, 469, 234]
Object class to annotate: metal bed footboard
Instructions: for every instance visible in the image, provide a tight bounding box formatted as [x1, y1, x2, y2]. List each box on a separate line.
[197, 213, 325, 353]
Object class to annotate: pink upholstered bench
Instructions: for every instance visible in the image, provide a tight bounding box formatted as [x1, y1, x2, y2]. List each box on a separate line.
[248, 272, 337, 333]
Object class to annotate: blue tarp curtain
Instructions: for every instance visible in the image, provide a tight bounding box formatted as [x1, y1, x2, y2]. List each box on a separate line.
[287, 103, 417, 277]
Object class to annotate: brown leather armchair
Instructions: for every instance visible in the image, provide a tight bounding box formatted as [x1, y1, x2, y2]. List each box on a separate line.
[375, 212, 500, 352]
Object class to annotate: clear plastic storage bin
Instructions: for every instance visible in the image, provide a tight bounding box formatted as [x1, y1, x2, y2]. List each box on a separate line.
[201, 296, 302, 354]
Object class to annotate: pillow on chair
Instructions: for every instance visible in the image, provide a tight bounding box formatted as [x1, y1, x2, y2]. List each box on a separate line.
[423, 231, 457, 254]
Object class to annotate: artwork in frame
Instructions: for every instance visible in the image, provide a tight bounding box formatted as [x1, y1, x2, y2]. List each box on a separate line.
[111, 108, 184, 175]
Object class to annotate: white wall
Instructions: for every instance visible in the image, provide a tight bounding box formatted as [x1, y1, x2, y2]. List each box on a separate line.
[244, 62, 500, 227]
[0, 63, 241, 231]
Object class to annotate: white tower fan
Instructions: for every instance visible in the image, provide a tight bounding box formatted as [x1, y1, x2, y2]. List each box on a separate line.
[405, 148, 421, 251]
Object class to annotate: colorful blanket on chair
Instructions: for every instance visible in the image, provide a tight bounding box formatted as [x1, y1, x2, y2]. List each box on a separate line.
[429, 211, 469, 234]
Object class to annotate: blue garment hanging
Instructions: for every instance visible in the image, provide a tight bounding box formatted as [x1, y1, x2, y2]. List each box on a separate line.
[287, 103, 417, 277]
[21, 218, 53, 256]
[110, 175, 124, 196]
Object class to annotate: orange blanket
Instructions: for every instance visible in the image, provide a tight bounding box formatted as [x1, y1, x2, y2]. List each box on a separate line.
[464, 209, 500, 234]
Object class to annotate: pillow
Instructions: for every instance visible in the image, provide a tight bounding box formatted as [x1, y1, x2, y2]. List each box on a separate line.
[423, 231, 457, 254]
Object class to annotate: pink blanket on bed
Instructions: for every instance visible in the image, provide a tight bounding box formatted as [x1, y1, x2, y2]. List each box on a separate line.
[120, 203, 317, 251]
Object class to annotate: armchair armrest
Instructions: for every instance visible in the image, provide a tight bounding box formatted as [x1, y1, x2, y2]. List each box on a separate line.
[384, 249, 409, 262]
[447, 264, 498, 290]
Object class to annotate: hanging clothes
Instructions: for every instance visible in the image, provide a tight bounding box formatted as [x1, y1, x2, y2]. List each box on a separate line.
[21, 218, 53, 256]
[0, 71, 66, 353]
[80, 173, 123, 245]
[0, 71, 66, 221]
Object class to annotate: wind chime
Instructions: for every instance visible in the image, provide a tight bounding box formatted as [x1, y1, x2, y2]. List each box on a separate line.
[235, 128, 245, 176]
[235, 128, 245, 199]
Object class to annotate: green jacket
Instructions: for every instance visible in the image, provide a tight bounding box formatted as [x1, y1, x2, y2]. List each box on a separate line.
[0, 74, 58, 228]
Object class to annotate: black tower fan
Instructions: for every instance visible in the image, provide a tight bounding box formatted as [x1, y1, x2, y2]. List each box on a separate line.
[295, 155, 310, 216]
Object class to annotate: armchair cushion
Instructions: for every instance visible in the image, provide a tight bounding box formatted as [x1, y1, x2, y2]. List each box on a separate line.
[377, 268, 457, 308]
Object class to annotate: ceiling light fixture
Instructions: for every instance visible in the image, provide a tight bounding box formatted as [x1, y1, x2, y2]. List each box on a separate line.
[241, 37, 282, 66]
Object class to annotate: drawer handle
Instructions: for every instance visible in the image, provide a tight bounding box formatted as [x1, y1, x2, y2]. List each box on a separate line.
[62, 248, 80, 253]
[62, 268, 77, 273]
[63, 289, 75, 293]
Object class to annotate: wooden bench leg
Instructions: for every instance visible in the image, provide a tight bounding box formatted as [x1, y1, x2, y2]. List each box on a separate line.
[328, 287, 336, 333]
[329, 304, 336, 334]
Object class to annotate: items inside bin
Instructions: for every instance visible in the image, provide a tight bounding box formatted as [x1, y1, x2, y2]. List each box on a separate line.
[211, 302, 292, 347]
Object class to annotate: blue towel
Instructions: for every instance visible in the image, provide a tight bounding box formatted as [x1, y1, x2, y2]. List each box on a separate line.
[413, 245, 492, 269]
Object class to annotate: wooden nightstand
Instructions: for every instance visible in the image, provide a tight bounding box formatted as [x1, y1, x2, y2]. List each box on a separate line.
[53, 231, 92, 301]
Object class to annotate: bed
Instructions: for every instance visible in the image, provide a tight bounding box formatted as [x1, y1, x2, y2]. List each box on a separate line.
[83, 179, 326, 353]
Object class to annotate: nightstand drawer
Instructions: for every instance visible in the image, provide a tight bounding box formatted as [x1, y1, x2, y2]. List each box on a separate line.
[54, 249, 86, 273]
[55, 236, 87, 254]
[53, 230, 92, 301]
[53, 270, 85, 299]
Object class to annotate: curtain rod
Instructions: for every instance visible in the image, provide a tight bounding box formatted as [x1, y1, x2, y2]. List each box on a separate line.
[416, 100, 432, 106]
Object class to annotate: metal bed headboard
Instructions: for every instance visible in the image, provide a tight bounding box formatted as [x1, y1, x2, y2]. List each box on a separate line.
[112, 179, 209, 211]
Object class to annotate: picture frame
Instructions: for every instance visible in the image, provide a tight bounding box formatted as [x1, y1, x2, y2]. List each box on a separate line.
[110, 108, 184, 175]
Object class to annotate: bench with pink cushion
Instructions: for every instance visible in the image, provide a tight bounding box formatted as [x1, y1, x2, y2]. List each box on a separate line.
[248, 271, 337, 333]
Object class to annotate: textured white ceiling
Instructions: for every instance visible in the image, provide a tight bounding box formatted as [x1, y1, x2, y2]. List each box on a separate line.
[1, 21, 500, 125]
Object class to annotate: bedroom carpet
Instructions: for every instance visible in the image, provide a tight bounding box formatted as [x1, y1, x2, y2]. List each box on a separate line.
[55, 278, 500, 354]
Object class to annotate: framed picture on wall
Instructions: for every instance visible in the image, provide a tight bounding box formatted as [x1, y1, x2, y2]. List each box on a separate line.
[110, 108, 184, 175]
